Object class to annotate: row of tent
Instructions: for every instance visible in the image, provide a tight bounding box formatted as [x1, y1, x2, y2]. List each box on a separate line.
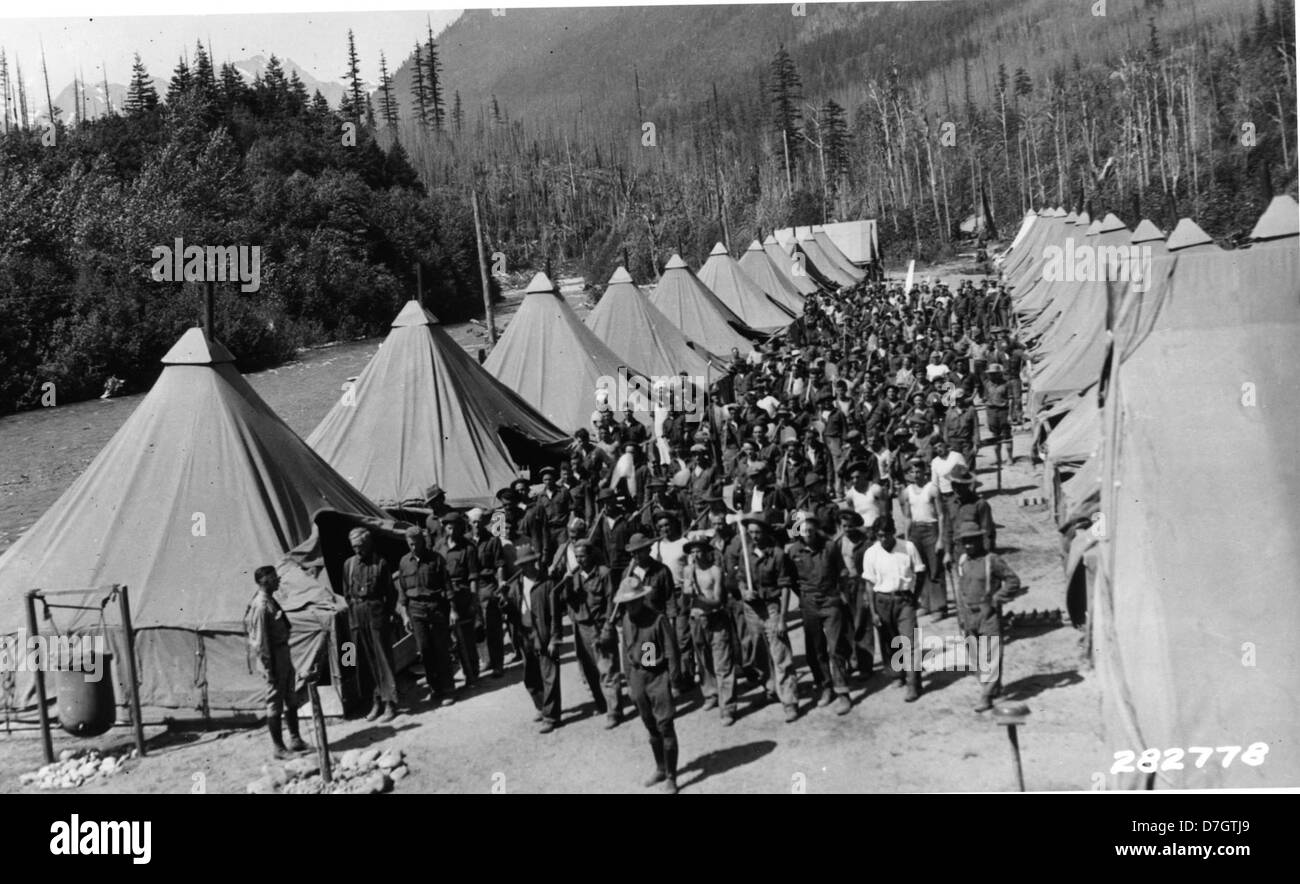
[997, 195, 1300, 789]
[0, 223, 873, 717]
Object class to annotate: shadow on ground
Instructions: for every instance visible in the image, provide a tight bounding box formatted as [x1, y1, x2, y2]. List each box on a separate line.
[676, 739, 777, 790]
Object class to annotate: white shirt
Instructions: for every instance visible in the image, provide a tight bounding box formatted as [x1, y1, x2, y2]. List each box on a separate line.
[925, 363, 950, 382]
[862, 540, 925, 594]
[749, 488, 767, 513]
[904, 481, 940, 524]
[652, 537, 690, 588]
[930, 451, 967, 494]
[845, 483, 886, 526]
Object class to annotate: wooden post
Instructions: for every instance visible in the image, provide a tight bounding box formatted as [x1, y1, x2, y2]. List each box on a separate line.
[203, 281, 215, 342]
[416, 263, 424, 307]
[308, 682, 332, 784]
[117, 585, 147, 758]
[472, 188, 497, 344]
[25, 590, 54, 764]
[1007, 724, 1025, 792]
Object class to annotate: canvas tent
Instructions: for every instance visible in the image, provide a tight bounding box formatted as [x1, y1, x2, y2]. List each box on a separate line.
[484, 272, 650, 433]
[763, 235, 820, 297]
[0, 328, 386, 714]
[648, 253, 756, 357]
[810, 230, 867, 282]
[1093, 195, 1300, 788]
[815, 220, 879, 265]
[697, 242, 795, 333]
[585, 266, 720, 381]
[737, 240, 806, 315]
[308, 300, 568, 510]
[795, 234, 859, 288]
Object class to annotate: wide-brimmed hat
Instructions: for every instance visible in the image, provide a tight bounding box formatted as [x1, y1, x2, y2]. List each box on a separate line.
[845, 460, 872, 476]
[986, 363, 1005, 374]
[613, 576, 652, 604]
[948, 464, 981, 486]
[625, 532, 655, 553]
[958, 522, 986, 541]
[837, 508, 865, 527]
[683, 539, 713, 555]
[511, 544, 541, 567]
[423, 484, 445, 501]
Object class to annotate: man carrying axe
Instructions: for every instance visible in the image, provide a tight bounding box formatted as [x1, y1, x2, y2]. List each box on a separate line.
[504, 543, 563, 733]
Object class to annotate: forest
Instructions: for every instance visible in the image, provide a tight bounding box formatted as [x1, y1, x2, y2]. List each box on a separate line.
[0, 0, 1295, 414]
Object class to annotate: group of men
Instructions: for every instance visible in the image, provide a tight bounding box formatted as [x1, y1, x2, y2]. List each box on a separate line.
[246, 273, 1029, 790]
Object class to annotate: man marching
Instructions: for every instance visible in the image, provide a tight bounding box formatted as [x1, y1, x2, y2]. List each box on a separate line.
[615, 575, 682, 794]
[505, 544, 564, 733]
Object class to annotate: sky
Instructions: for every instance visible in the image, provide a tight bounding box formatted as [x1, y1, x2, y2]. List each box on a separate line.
[0, 10, 463, 97]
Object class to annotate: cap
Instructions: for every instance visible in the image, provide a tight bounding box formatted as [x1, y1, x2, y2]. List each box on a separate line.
[465, 507, 486, 524]
[690, 443, 709, 454]
[596, 488, 617, 502]
[511, 545, 541, 567]
[539, 466, 558, 477]
[348, 527, 371, 544]
[423, 484, 445, 501]
[837, 508, 865, 527]
[440, 510, 467, 525]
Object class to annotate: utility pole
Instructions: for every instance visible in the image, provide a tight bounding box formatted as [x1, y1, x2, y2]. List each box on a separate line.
[471, 188, 497, 344]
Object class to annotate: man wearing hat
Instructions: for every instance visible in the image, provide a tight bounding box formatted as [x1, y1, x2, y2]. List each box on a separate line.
[422, 484, 452, 545]
[624, 531, 693, 694]
[954, 522, 1022, 712]
[942, 463, 996, 561]
[982, 363, 1013, 465]
[685, 444, 723, 521]
[615, 575, 681, 793]
[537, 465, 574, 552]
[735, 513, 799, 721]
[439, 512, 482, 688]
[590, 489, 638, 575]
[942, 387, 980, 467]
[796, 471, 839, 535]
[834, 506, 874, 678]
[504, 543, 564, 732]
[785, 516, 853, 715]
[343, 527, 400, 722]
[638, 476, 686, 534]
[561, 539, 624, 726]
[395, 524, 457, 706]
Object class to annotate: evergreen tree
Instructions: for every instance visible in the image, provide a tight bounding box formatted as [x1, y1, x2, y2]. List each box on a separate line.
[769, 45, 803, 167]
[287, 70, 309, 115]
[165, 56, 192, 105]
[425, 21, 445, 129]
[377, 52, 399, 127]
[410, 43, 429, 128]
[821, 98, 850, 182]
[452, 90, 463, 133]
[125, 53, 159, 115]
[342, 29, 365, 125]
[218, 62, 246, 108]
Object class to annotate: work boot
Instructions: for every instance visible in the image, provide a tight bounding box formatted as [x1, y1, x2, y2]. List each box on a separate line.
[364, 699, 383, 722]
[538, 720, 556, 734]
[703, 695, 719, 711]
[816, 687, 834, 707]
[533, 710, 545, 722]
[663, 745, 679, 794]
[379, 702, 398, 723]
[904, 684, 921, 703]
[721, 711, 735, 727]
[833, 694, 852, 716]
[604, 712, 621, 730]
[268, 713, 289, 757]
[644, 741, 666, 787]
[783, 704, 799, 723]
[285, 710, 308, 752]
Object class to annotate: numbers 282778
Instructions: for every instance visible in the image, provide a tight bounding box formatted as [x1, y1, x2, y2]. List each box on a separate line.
[1110, 743, 1268, 774]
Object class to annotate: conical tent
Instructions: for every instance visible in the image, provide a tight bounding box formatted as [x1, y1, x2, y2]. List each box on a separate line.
[811, 229, 866, 281]
[309, 300, 568, 509]
[0, 328, 386, 711]
[764, 235, 820, 296]
[484, 272, 649, 433]
[648, 254, 756, 357]
[797, 234, 859, 287]
[738, 240, 806, 314]
[585, 266, 720, 381]
[697, 242, 795, 333]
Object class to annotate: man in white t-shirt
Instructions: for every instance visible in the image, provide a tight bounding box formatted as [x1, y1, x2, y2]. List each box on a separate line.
[929, 439, 967, 497]
[861, 517, 925, 701]
[900, 459, 946, 618]
[843, 460, 888, 527]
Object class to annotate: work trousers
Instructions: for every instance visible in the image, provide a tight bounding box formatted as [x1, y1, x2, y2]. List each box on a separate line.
[477, 582, 505, 675]
[263, 647, 295, 718]
[408, 601, 456, 696]
[628, 666, 677, 768]
[971, 632, 1004, 697]
[451, 590, 479, 684]
[801, 596, 851, 696]
[572, 620, 623, 715]
[349, 600, 398, 705]
[907, 521, 947, 616]
[745, 597, 798, 705]
[873, 591, 921, 691]
[522, 631, 562, 725]
[851, 583, 876, 676]
[690, 610, 736, 716]
[673, 598, 696, 692]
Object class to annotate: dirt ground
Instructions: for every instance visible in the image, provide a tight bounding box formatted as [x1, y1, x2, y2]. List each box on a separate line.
[0, 274, 1105, 794]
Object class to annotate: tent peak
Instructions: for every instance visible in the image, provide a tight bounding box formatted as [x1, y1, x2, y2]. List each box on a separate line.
[1098, 212, 1127, 233]
[664, 253, 689, 270]
[746, 240, 764, 251]
[525, 272, 558, 295]
[1250, 194, 1299, 241]
[607, 266, 634, 284]
[1130, 219, 1165, 244]
[161, 327, 236, 365]
[1074, 211, 1091, 227]
[392, 299, 441, 327]
[709, 242, 728, 256]
[1166, 218, 1214, 251]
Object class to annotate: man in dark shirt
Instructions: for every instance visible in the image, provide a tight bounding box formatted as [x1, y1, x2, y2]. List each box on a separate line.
[982, 363, 1013, 465]
[734, 515, 799, 721]
[439, 513, 482, 688]
[622, 532, 690, 694]
[616, 576, 681, 794]
[469, 508, 508, 679]
[785, 517, 853, 715]
[394, 525, 457, 706]
[343, 527, 399, 722]
[561, 540, 624, 727]
[505, 544, 564, 732]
